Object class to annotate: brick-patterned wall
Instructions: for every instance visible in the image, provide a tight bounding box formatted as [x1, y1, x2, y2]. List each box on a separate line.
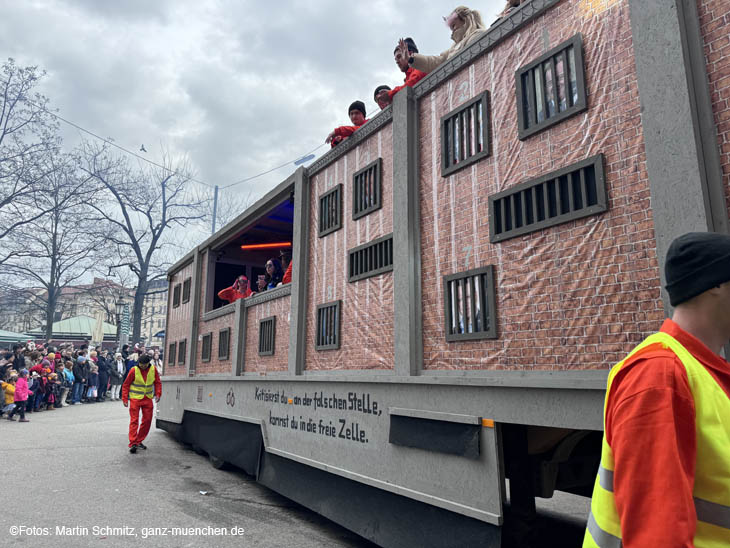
[165, 260, 195, 376]
[196, 309, 236, 374]
[418, 0, 663, 370]
[305, 124, 396, 370]
[244, 294, 291, 373]
[697, 0, 730, 218]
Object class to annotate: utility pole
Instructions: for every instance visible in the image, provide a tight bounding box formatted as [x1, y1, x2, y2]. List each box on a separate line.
[212, 185, 219, 235]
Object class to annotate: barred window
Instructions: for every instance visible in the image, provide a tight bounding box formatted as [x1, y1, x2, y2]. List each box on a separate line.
[258, 317, 276, 356]
[353, 158, 382, 219]
[444, 266, 497, 342]
[182, 277, 191, 303]
[218, 328, 230, 360]
[318, 184, 342, 237]
[315, 300, 341, 350]
[516, 34, 587, 140]
[168, 342, 176, 365]
[489, 154, 606, 243]
[201, 332, 212, 362]
[172, 284, 181, 308]
[441, 91, 490, 177]
[178, 339, 187, 365]
[348, 234, 393, 282]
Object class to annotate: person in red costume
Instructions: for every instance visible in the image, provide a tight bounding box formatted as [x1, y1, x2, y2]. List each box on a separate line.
[325, 101, 368, 148]
[218, 275, 253, 303]
[122, 353, 161, 454]
[375, 38, 427, 108]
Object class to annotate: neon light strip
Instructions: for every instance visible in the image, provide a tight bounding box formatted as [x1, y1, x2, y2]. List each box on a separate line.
[239, 242, 292, 250]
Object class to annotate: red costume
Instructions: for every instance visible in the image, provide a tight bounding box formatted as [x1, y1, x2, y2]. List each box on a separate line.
[122, 366, 162, 448]
[330, 120, 369, 148]
[387, 67, 427, 99]
[282, 262, 292, 284]
[218, 280, 253, 303]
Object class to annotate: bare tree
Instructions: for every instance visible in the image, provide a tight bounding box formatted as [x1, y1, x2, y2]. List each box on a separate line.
[79, 142, 208, 343]
[0, 153, 100, 340]
[0, 58, 62, 265]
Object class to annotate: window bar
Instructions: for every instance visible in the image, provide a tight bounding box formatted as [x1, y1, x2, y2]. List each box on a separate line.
[555, 178, 563, 215]
[541, 63, 550, 119]
[373, 169, 379, 208]
[542, 182, 550, 219]
[460, 111, 467, 161]
[469, 275, 477, 334]
[460, 278, 468, 335]
[526, 70, 537, 126]
[453, 115, 459, 165]
[465, 106, 472, 158]
[579, 167, 589, 207]
[521, 189, 529, 226]
[562, 48, 572, 108]
[510, 193, 517, 230]
[568, 172, 576, 212]
[367, 170, 373, 208]
[443, 119, 451, 169]
[477, 102, 484, 153]
[501, 198, 508, 233]
[445, 281, 454, 335]
[532, 185, 539, 223]
[480, 275, 489, 331]
[551, 56, 561, 114]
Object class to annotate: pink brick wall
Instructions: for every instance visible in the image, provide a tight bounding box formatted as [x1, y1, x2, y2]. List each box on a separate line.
[305, 124, 396, 370]
[196, 310, 236, 374]
[165, 260, 195, 375]
[418, 0, 663, 370]
[244, 294, 291, 373]
[697, 0, 730, 218]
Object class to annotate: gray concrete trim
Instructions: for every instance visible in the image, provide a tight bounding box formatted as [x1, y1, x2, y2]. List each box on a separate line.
[392, 86, 422, 376]
[164, 369, 608, 390]
[244, 284, 292, 307]
[231, 298, 244, 376]
[288, 167, 310, 376]
[201, 302, 236, 322]
[198, 174, 296, 252]
[265, 446, 501, 524]
[677, 0, 729, 236]
[413, 0, 562, 99]
[308, 108, 393, 177]
[167, 253, 194, 277]
[303, 369, 397, 378]
[188, 247, 202, 375]
[629, 0, 730, 313]
[389, 407, 481, 425]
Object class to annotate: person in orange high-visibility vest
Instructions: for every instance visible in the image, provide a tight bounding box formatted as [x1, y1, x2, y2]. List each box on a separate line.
[584, 232, 730, 547]
[122, 353, 161, 454]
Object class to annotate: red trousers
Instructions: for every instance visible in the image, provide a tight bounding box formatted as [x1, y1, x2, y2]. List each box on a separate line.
[128, 397, 153, 447]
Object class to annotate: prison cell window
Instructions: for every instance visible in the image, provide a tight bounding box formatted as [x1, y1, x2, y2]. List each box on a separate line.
[517, 34, 587, 140]
[172, 284, 181, 308]
[218, 328, 230, 360]
[201, 332, 212, 362]
[177, 339, 187, 365]
[489, 154, 606, 243]
[315, 300, 341, 350]
[353, 158, 383, 220]
[441, 91, 490, 177]
[348, 233, 394, 282]
[444, 265, 497, 342]
[318, 184, 342, 237]
[182, 277, 191, 303]
[258, 317, 276, 356]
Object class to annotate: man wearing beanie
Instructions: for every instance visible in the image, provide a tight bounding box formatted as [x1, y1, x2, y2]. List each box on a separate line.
[584, 232, 730, 547]
[374, 85, 391, 110]
[325, 101, 369, 148]
[376, 37, 427, 108]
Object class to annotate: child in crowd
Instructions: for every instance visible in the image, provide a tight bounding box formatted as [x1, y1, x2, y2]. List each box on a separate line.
[46, 373, 58, 410]
[1, 375, 16, 417]
[86, 365, 99, 402]
[27, 372, 41, 413]
[7, 369, 30, 422]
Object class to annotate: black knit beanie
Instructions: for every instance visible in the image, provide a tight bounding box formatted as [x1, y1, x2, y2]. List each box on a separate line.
[665, 232, 730, 306]
[374, 85, 391, 101]
[348, 100, 366, 117]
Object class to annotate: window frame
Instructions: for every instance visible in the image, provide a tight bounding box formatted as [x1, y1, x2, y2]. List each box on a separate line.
[515, 33, 587, 140]
[168, 342, 176, 366]
[201, 332, 212, 362]
[218, 328, 230, 360]
[315, 300, 342, 351]
[172, 284, 181, 308]
[182, 277, 191, 303]
[443, 265, 497, 342]
[258, 316, 276, 356]
[348, 233, 394, 282]
[352, 158, 383, 220]
[177, 339, 187, 365]
[318, 184, 343, 238]
[441, 90, 491, 177]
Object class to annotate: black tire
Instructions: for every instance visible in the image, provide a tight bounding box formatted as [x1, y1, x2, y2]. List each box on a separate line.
[209, 455, 228, 470]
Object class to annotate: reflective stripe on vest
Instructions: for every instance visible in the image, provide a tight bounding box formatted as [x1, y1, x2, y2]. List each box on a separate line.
[129, 365, 155, 400]
[583, 332, 730, 547]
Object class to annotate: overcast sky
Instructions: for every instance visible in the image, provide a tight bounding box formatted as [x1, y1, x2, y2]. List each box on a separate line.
[2, 0, 503, 239]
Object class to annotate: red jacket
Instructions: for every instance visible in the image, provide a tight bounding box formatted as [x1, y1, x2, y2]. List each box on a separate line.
[122, 365, 162, 404]
[282, 262, 292, 284]
[387, 67, 427, 99]
[330, 120, 369, 148]
[218, 284, 252, 303]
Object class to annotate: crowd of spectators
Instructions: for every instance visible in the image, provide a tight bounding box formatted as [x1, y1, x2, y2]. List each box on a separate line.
[1, 341, 162, 422]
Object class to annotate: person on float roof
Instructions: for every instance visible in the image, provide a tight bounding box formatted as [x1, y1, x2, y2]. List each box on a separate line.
[325, 101, 369, 148]
[375, 38, 427, 108]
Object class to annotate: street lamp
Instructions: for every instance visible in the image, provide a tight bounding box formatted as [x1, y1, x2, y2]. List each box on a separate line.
[115, 301, 124, 351]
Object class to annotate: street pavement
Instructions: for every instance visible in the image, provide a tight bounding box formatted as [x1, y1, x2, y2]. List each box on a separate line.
[0, 399, 375, 548]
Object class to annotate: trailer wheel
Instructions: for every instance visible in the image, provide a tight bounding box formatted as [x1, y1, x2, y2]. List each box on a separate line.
[209, 455, 228, 470]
